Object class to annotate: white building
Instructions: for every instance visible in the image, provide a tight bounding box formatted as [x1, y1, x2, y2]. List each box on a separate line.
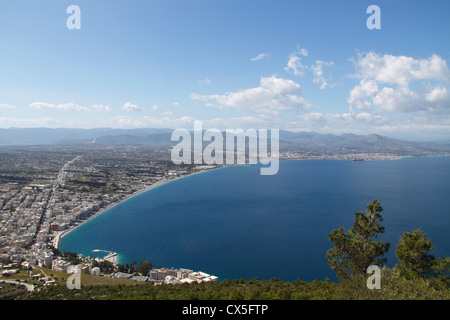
[91, 267, 100, 276]
[52, 258, 70, 273]
[67, 265, 80, 274]
[37, 254, 53, 268]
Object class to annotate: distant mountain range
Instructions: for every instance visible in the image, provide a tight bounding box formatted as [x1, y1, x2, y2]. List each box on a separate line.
[0, 127, 449, 154]
[277, 132, 450, 154]
[0, 128, 173, 146]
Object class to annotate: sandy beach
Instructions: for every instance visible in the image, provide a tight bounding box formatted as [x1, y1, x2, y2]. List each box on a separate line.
[53, 166, 223, 250]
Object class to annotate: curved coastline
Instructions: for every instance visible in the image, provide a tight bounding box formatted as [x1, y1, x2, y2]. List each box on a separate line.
[53, 165, 226, 251]
[52, 157, 450, 282]
[52, 156, 449, 250]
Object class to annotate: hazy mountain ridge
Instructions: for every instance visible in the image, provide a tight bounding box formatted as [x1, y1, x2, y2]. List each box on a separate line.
[277, 131, 445, 153]
[0, 128, 173, 146]
[0, 128, 449, 154]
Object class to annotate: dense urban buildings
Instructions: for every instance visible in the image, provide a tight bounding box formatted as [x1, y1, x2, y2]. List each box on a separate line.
[0, 145, 217, 283]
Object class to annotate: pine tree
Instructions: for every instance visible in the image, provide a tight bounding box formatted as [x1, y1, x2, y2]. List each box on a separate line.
[326, 199, 390, 280]
[396, 229, 450, 277]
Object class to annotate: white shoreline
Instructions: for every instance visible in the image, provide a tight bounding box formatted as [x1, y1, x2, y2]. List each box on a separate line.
[53, 166, 224, 250]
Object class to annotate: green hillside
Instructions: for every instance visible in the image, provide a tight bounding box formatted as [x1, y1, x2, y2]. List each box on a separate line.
[14, 268, 449, 300]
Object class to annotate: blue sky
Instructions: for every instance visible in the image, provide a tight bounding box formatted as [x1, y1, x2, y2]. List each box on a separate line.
[0, 0, 449, 140]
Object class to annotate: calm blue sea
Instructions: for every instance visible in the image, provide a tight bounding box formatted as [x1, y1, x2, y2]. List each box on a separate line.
[59, 157, 450, 282]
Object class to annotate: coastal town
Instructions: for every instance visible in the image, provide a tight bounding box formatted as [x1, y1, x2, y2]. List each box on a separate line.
[0, 145, 219, 289]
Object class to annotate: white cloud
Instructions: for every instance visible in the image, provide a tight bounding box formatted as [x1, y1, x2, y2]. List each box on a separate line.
[190, 75, 313, 114]
[0, 115, 192, 130]
[372, 85, 422, 113]
[251, 53, 269, 62]
[121, 102, 141, 112]
[0, 116, 95, 129]
[284, 47, 309, 76]
[310, 60, 336, 89]
[292, 111, 438, 137]
[0, 104, 15, 109]
[284, 48, 337, 89]
[285, 53, 306, 76]
[348, 52, 450, 114]
[30, 102, 90, 112]
[172, 101, 180, 107]
[297, 48, 309, 57]
[91, 104, 112, 112]
[348, 79, 380, 112]
[352, 52, 450, 85]
[198, 78, 211, 85]
[29, 102, 112, 112]
[425, 86, 449, 103]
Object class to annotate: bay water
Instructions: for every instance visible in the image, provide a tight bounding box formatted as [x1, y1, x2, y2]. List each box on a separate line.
[60, 157, 450, 282]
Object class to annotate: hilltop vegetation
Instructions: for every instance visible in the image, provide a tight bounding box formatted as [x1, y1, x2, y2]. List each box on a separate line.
[16, 268, 449, 300]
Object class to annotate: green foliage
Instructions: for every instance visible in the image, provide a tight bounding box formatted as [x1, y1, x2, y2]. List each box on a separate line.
[62, 251, 82, 265]
[20, 277, 338, 300]
[18, 270, 449, 300]
[430, 257, 450, 276]
[117, 260, 152, 275]
[135, 261, 152, 276]
[325, 198, 449, 299]
[326, 199, 390, 280]
[0, 283, 28, 300]
[332, 266, 450, 300]
[92, 260, 116, 274]
[50, 246, 62, 257]
[396, 229, 450, 277]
